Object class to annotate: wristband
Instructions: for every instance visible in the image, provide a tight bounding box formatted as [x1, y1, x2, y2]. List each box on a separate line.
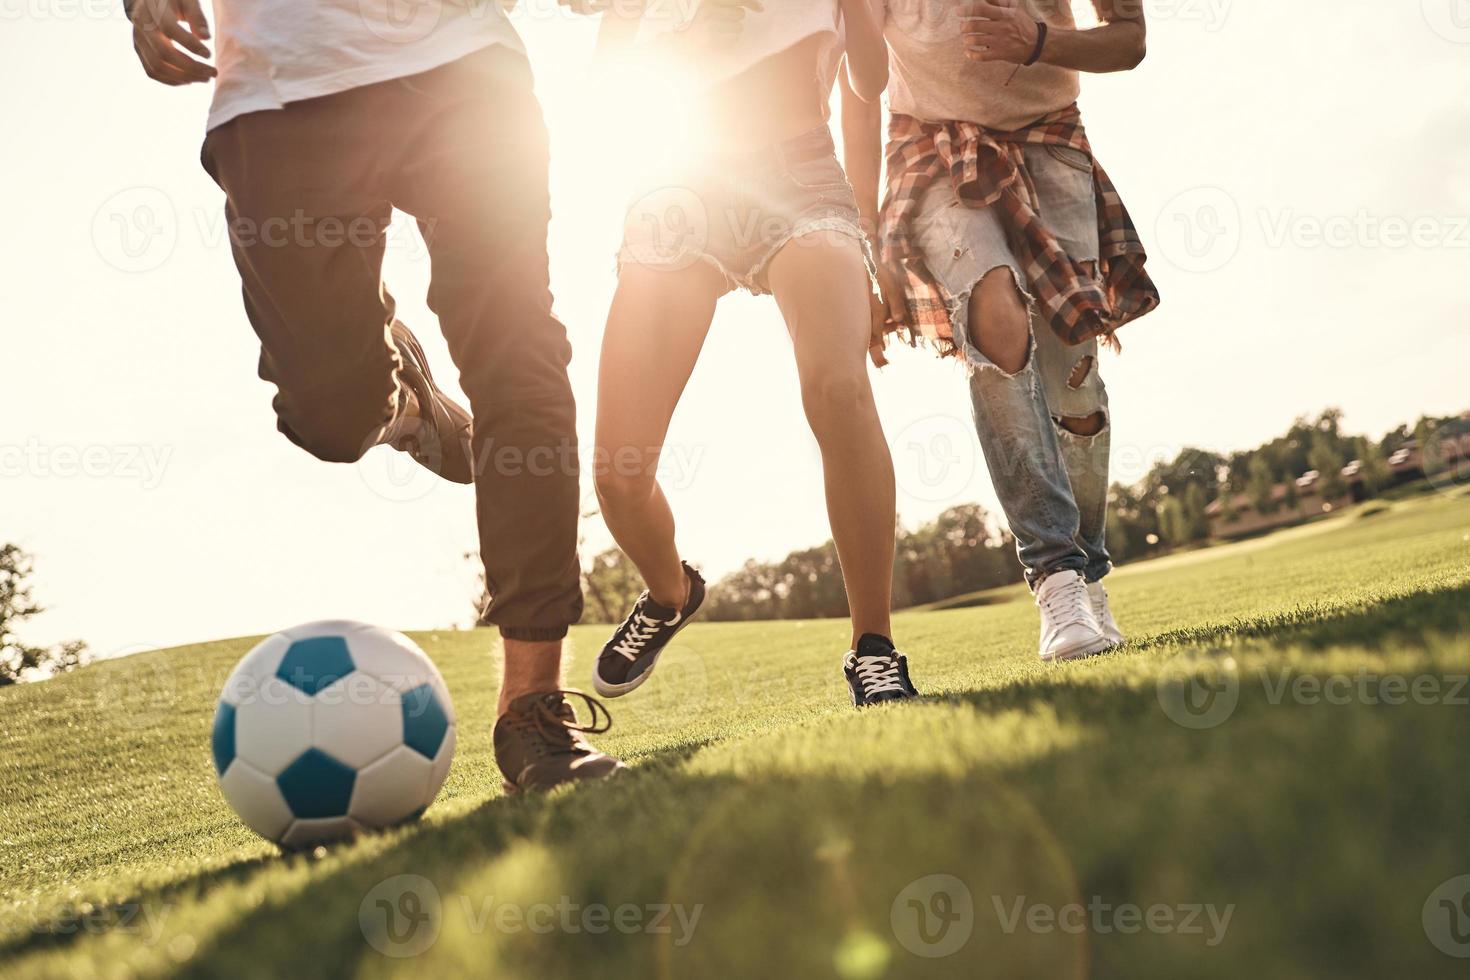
[1024, 21, 1049, 66]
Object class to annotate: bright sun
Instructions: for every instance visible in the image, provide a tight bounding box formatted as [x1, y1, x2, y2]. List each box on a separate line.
[575, 47, 709, 200]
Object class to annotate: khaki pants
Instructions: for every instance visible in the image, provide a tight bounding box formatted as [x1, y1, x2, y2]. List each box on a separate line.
[202, 46, 583, 639]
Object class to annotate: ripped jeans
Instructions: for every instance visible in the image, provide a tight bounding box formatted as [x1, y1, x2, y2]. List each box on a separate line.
[911, 143, 1111, 587]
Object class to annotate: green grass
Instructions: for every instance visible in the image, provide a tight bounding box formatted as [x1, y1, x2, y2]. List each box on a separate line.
[3, 489, 1470, 979]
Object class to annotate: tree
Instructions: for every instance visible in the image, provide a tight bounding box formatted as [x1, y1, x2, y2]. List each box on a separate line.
[1247, 456, 1277, 517]
[1415, 417, 1445, 477]
[581, 548, 646, 625]
[1183, 483, 1211, 541]
[1157, 495, 1190, 549]
[1282, 477, 1300, 513]
[0, 544, 88, 685]
[1217, 486, 1239, 525]
[1353, 436, 1390, 497]
[1309, 432, 1347, 500]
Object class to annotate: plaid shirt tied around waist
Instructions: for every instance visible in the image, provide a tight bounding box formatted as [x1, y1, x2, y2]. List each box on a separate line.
[878, 104, 1160, 357]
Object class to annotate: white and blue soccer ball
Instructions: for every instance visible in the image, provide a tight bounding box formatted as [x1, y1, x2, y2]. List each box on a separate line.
[212, 621, 456, 849]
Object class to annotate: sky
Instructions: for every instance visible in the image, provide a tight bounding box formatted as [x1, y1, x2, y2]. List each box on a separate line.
[3, 0, 1469, 657]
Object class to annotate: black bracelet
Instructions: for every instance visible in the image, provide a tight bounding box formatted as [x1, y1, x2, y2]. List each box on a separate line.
[1024, 21, 1049, 66]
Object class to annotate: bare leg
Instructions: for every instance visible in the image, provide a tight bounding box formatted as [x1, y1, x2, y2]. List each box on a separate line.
[766, 236, 896, 647]
[969, 266, 1031, 372]
[498, 638, 563, 716]
[593, 263, 726, 608]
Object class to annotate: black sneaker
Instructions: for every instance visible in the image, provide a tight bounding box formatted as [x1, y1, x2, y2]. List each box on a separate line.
[843, 634, 919, 707]
[592, 562, 705, 698]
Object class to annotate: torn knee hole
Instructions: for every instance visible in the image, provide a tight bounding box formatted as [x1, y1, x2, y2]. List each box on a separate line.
[969, 268, 1031, 374]
[1057, 411, 1107, 437]
[1067, 355, 1095, 390]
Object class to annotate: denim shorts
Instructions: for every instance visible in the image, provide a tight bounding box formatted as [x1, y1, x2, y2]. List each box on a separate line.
[909, 142, 1106, 420]
[618, 125, 874, 295]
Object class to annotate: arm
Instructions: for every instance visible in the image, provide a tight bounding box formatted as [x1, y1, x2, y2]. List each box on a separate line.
[840, 72, 903, 363]
[961, 0, 1146, 74]
[838, 0, 889, 102]
[840, 70, 883, 237]
[124, 0, 216, 86]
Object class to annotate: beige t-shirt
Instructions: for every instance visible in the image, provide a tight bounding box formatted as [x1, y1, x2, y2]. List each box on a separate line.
[884, 0, 1080, 130]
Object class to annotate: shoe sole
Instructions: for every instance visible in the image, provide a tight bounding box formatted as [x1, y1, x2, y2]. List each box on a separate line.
[1039, 635, 1115, 663]
[592, 614, 698, 699]
[501, 763, 626, 795]
[397, 328, 470, 425]
[852, 691, 919, 708]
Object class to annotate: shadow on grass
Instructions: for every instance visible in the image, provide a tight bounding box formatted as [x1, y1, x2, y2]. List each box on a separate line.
[1131, 579, 1470, 655]
[0, 850, 278, 961]
[0, 736, 718, 966]
[169, 762, 1091, 980]
[927, 592, 1021, 612]
[9, 583, 1470, 979]
[917, 578, 1470, 732]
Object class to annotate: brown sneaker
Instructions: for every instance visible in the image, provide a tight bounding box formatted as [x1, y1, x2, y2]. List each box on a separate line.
[386, 320, 474, 485]
[493, 690, 625, 794]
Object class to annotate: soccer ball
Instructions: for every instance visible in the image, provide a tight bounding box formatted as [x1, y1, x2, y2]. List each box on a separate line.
[211, 621, 456, 849]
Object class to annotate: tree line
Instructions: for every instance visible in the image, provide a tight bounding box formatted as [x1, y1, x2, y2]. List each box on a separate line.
[576, 408, 1466, 623]
[1106, 409, 1466, 562]
[0, 544, 88, 684]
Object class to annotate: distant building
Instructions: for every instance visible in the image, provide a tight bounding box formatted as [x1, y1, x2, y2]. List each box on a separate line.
[1386, 433, 1470, 479]
[1205, 431, 1470, 539]
[1206, 476, 1350, 539]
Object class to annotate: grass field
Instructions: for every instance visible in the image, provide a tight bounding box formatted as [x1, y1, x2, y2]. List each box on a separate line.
[3, 488, 1470, 979]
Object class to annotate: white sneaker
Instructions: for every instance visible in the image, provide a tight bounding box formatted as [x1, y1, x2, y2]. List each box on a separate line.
[1087, 580, 1126, 647]
[1035, 570, 1111, 663]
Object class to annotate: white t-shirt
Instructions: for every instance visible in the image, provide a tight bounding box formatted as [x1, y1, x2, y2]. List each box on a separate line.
[635, 0, 844, 94]
[205, 0, 525, 131]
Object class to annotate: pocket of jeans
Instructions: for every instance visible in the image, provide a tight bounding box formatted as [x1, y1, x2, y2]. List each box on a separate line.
[787, 156, 851, 191]
[1044, 144, 1094, 175]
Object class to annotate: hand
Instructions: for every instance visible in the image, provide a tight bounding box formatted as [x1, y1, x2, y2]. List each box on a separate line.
[686, 0, 765, 48]
[868, 288, 890, 368]
[869, 261, 908, 368]
[126, 0, 216, 86]
[874, 260, 909, 327]
[960, 0, 1041, 64]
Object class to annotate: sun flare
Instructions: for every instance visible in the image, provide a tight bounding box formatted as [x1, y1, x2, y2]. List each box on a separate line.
[576, 48, 710, 200]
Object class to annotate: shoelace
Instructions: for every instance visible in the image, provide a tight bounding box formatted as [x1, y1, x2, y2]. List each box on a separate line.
[611, 596, 678, 661]
[1039, 580, 1093, 629]
[510, 690, 614, 756]
[851, 654, 907, 697]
